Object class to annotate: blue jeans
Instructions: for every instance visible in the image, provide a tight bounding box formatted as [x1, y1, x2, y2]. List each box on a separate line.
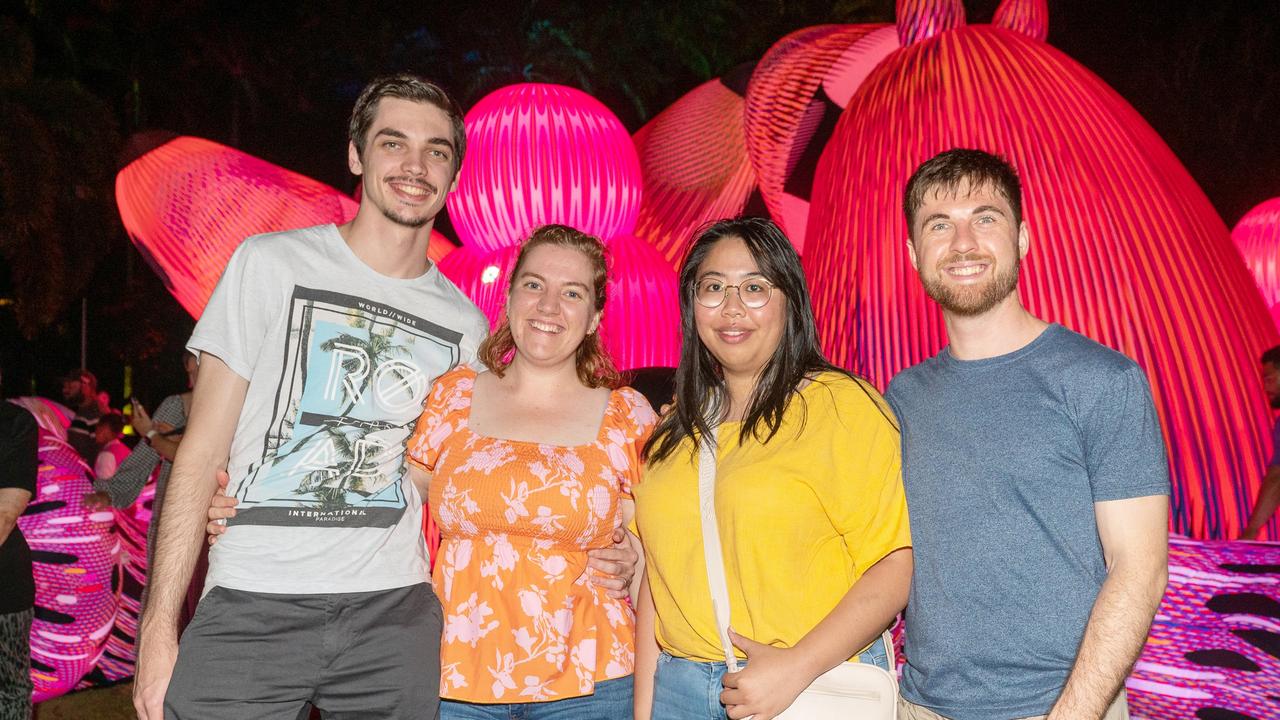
[441, 675, 633, 720]
[650, 635, 891, 720]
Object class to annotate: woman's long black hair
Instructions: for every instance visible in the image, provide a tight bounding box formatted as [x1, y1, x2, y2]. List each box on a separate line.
[644, 216, 849, 463]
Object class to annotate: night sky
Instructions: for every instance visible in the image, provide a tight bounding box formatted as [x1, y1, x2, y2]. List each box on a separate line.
[1, 0, 1277, 405]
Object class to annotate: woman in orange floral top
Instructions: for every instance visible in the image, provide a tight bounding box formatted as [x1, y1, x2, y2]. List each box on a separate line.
[405, 225, 657, 718]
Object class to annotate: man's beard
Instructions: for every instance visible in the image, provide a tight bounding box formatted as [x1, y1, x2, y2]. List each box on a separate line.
[920, 252, 1021, 317]
[380, 205, 432, 228]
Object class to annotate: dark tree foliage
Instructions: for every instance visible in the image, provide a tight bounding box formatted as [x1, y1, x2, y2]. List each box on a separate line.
[0, 0, 1276, 405]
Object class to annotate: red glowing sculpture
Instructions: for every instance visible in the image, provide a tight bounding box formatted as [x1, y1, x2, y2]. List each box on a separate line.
[800, 0, 1277, 539]
[632, 77, 757, 266]
[115, 137, 455, 319]
[1233, 197, 1280, 329]
[446, 83, 643, 253]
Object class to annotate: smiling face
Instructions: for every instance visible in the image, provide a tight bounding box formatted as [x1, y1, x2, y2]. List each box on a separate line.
[908, 180, 1028, 317]
[348, 97, 459, 230]
[693, 236, 787, 380]
[507, 244, 602, 370]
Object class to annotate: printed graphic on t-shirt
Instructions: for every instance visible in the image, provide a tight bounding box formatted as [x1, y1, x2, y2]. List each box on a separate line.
[229, 286, 461, 528]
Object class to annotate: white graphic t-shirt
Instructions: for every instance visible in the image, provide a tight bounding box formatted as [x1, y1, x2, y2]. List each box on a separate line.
[189, 224, 488, 594]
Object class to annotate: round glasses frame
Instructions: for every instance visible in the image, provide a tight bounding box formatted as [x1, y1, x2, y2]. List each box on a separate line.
[693, 278, 776, 309]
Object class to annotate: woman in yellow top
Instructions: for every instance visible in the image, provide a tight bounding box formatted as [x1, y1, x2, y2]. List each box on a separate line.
[632, 217, 913, 720]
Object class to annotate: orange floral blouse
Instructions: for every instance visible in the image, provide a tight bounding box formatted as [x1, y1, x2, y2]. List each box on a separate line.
[405, 366, 657, 703]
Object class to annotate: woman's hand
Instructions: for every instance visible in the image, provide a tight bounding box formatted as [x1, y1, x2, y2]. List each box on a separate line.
[205, 470, 237, 545]
[720, 629, 817, 720]
[586, 527, 639, 599]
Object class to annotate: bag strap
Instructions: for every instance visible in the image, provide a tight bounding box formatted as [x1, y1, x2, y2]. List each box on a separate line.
[697, 418, 741, 673]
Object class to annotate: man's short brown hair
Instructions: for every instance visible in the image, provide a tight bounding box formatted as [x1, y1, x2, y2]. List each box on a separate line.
[348, 74, 466, 174]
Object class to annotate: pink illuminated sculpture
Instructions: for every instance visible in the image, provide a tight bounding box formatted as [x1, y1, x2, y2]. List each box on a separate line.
[116, 137, 453, 319]
[446, 83, 643, 253]
[1233, 197, 1280, 329]
[800, 0, 1277, 540]
[10, 400, 121, 702]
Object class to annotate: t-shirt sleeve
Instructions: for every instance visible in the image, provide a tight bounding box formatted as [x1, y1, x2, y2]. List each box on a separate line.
[94, 450, 119, 480]
[405, 370, 465, 472]
[187, 238, 279, 381]
[0, 406, 38, 495]
[1084, 363, 1171, 501]
[615, 389, 658, 499]
[820, 379, 912, 577]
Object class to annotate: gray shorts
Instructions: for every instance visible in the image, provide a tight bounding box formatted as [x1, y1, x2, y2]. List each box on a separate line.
[165, 583, 442, 720]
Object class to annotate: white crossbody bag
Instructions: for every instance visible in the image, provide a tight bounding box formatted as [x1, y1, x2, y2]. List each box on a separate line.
[697, 421, 898, 719]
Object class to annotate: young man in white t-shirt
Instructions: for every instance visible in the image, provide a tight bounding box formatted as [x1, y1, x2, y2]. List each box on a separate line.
[133, 75, 636, 720]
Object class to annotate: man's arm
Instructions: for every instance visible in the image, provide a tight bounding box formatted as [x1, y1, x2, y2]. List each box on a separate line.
[0, 488, 33, 547]
[1047, 495, 1168, 720]
[133, 356, 248, 720]
[1242, 465, 1280, 539]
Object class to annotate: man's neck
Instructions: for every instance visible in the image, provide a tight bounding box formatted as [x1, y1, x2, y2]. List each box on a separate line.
[943, 294, 1049, 361]
[337, 210, 432, 280]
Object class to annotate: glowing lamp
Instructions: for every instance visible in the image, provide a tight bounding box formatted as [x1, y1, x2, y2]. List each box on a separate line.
[447, 84, 643, 252]
[1233, 197, 1280, 329]
[801, 0, 1278, 539]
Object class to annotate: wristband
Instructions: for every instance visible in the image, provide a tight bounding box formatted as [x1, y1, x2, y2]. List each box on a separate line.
[145, 429, 158, 441]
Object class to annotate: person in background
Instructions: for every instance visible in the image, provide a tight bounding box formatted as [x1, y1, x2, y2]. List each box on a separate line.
[0, 367, 39, 720]
[61, 368, 102, 462]
[633, 217, 912, 720]
[1241, 345, 1280, 539]
[93, 411, 130, 480]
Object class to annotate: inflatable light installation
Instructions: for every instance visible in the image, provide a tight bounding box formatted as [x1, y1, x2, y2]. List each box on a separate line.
[801, 0, 1278, 539]
[10, 400, 122, 702]
[439, 83, 680, 370]
[1233, 197, 1280, 329]
[115, 136, 454, 318]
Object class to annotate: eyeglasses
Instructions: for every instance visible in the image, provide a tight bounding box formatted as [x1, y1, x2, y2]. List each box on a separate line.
[694, 277, 775, 309]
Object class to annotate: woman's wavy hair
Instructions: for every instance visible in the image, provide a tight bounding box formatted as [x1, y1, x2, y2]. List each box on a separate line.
[477, 225, 622, 389]
[644, 216, 848, 463]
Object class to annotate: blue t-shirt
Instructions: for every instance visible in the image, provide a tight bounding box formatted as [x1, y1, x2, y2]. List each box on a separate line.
[886, 323, 1169, 720]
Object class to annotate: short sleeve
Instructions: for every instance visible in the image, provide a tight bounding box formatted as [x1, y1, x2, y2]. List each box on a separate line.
[613, 388, 658, 498]
[1083, 363, 1171, 501]
[405, 367, 472, 472]
[0, 404, 38, 495]
[187, 238, 280, 381]
[820, 379, 912, 577]
[94, 451, 119, 480]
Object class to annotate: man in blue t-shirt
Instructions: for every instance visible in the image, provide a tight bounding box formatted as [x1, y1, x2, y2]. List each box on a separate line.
[887, 149, 1170, 720]
[1241, 345, 1280, 539]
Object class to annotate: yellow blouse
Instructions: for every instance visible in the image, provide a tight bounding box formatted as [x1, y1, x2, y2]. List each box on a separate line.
[633, 372, 910, 662]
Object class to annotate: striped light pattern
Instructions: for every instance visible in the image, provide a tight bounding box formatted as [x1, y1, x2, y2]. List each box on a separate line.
[115, 136, 456, 318]
[802, 0, 1278, 539]
[743, 24, 896, 251]
[632, 79, 757, 266]
[446, 84, 642, 253]
[601, 235, 680, 370]
[1233, 197, 1280, 328]
[116, 137, 358, 317]
[1126, 536, 1280, 718]
[10, 400, 120, 702]
[437, 236, 679, 371]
